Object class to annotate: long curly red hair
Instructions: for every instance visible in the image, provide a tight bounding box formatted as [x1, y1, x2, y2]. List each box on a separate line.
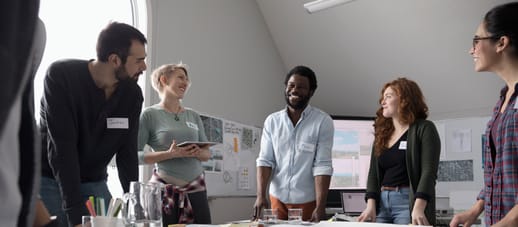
[373, 77, 428, 157]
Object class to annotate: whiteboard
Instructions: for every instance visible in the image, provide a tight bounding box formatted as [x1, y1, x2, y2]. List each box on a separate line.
[200, 114, 262, 197]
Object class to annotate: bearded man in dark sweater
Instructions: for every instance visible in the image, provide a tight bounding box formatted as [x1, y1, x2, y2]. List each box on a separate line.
[39, 22, 147, 227]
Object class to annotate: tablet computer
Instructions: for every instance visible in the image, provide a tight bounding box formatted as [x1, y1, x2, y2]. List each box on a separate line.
[177, 141, 219, 147]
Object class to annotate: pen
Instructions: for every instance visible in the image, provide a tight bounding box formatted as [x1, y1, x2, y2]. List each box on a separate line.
[112, 199, 123, 217]
[85, 200, 97, 217]
[98, 197, 106, 216]
[106, 198, 115, 217]
[89, 196, 95, 213]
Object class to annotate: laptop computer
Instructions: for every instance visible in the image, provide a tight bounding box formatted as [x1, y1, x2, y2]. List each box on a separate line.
[340, 190, 367, 216]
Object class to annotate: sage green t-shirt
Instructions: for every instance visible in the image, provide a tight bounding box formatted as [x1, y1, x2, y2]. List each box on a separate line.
[138, 105, 208, 182]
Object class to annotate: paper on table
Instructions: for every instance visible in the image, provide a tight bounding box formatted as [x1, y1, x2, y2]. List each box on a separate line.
[314, 221, 431, 227]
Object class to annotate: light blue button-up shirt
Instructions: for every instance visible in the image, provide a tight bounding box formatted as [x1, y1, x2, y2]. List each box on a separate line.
[256, 105, 334, 204]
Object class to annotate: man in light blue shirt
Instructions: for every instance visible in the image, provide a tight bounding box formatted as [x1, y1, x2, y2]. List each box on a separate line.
[254, 65, 334, 222]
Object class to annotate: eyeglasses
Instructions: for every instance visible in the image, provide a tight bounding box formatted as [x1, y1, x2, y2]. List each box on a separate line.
[472, 36, 498, 49]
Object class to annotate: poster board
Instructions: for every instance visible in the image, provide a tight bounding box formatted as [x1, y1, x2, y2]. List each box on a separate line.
[200, 114, 262, 197]
[433, 116, 490, 210]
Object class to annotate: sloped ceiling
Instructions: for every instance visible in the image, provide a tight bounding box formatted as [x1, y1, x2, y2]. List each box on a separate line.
[256, 0, 509, 119]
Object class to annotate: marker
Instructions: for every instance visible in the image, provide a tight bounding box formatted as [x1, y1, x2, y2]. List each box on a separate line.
[85, 200, 96, 217]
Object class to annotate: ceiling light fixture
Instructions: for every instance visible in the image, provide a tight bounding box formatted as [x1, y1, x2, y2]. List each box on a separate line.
[303, 0, 356, 14]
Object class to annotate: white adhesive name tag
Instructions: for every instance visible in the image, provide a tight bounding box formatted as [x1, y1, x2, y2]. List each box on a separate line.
[300, 142, 315, 152]
[399, 141, 407, 150]
[186, 122, 199, 130]
[107, 118, 129, 129]
[514, 101, 518, 109]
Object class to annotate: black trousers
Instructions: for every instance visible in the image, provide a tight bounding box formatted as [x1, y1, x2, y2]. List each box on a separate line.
[162, 190, 212, 226]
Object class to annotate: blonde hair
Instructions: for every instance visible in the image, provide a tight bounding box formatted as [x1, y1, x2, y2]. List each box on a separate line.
[150, 62, 189, 93]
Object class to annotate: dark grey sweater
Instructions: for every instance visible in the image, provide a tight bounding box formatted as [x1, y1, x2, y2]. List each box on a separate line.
[40, 59, 143, 225]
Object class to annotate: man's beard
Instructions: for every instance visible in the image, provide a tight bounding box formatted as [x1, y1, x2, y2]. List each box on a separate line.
[285, 92, 310, 110]
[115, 65, 138, 82]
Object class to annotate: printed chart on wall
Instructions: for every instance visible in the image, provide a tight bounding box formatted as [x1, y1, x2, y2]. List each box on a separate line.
[200, 114, 262, 197]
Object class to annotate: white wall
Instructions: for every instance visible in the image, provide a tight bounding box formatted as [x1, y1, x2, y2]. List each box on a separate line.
[146, 0, 285, 223]
[256, 0, 509, 120]
[146, 0, 285, 127]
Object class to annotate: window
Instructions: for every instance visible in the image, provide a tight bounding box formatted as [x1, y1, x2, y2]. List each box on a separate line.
[37, 0, 147, 198]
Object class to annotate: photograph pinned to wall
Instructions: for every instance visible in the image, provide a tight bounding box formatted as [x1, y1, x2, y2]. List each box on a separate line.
[202, 147, 224, 173]
[241, 127, 253, 150]
[200, 115, 223, 143]
[450, 128, 472, 153]
[238, 167, 250, 190]
[438, 160, 474, 182]
[200, 114, 225, 173]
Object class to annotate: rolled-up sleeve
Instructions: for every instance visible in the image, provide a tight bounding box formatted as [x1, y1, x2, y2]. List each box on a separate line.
[256, 116, 276, 168]
[313, 116, 334, 176]
[137, 110, 151, 165]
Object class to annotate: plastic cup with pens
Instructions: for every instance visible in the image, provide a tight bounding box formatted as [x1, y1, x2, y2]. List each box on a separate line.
[83, 196, 125, 227]
[82, 215, 125, 227]
[83, 182, 163, 226]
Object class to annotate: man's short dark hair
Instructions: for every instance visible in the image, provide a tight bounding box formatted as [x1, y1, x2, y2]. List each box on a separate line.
[284, 65, 317, 92]
[96, 22, 147, 64]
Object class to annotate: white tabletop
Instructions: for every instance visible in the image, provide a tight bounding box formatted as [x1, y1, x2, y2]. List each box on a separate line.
[186, 221, 431, 227]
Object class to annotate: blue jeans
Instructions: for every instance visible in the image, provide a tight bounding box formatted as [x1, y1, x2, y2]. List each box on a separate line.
[376, 187, 410, 225]
[40, 176, 112, 227]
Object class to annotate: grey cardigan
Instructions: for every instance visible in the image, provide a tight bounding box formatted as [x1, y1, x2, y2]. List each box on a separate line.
[366, 119, 441, 225]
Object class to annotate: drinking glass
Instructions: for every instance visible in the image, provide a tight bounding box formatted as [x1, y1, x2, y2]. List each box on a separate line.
[262, 208, 278, 224]
[123, 181, 163, 225]
[288, 208, 303, 223]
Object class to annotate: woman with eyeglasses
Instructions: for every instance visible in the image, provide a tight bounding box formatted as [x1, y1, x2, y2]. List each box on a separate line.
[137, 63, 212, 226]
[450, 2, 518, 227]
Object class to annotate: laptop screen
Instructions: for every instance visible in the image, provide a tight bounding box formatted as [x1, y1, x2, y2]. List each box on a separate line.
[341, 191, 366, 215]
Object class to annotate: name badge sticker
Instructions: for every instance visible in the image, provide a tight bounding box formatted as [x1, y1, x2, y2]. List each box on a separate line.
[107, 118, 128, 129]
[186, 122, 199, 131]
[399, 141, 407, 150]
[299, 142, 315, 153]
